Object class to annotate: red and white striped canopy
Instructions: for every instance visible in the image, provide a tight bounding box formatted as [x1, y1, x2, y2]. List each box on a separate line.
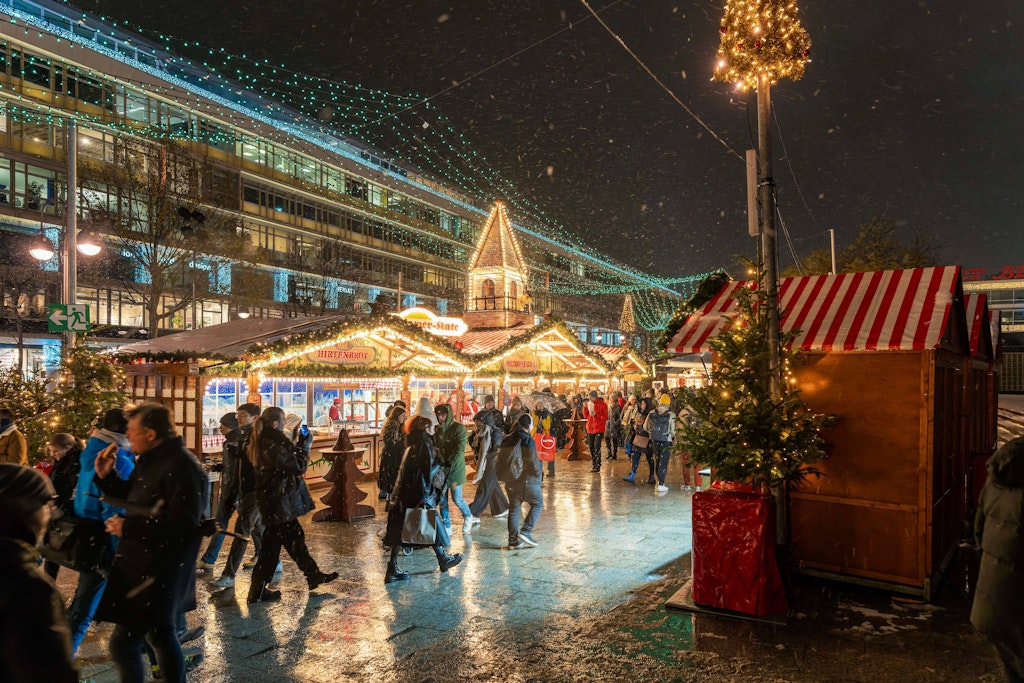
[667, 266, 962, 354]
[964, 293, 993, 358]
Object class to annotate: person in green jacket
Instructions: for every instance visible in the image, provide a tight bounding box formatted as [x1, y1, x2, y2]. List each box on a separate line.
[434, 403, 478, 533]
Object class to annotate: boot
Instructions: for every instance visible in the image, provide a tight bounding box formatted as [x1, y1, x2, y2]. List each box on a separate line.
[622, 471, 636, 483]
[436, 551, 463, 572]
[385, 561, 410, 584]
[246, 582, 281, 604]
[647, 474, 656, 485]
[307, 570, 339, 590]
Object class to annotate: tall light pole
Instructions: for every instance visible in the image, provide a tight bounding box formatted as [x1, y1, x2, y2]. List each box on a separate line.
[177, 206, 205, 329]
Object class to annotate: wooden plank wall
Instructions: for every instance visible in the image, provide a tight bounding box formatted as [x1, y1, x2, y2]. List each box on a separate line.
[122, 363, 203, 457]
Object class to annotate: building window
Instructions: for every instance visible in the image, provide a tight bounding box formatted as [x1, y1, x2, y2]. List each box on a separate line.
[481, 278, 496, 310]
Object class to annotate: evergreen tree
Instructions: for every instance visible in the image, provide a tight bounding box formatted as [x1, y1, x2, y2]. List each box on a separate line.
[0, 367, 52, 462]
[713, 0, 812, 90]
[48, 340, 127, 440]
[676, 285, 834, 490]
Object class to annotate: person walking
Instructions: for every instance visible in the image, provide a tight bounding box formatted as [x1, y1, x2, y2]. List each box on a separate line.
[0, 404, 28, 466]
[382, 397, 463, 584]
[435, 402, 477, 532]
[505, 413, 543, 549]
[377, 404, 407, 500]
[93, 402, 207, 683]
[66, 408, 135, 656]
[197, 412, 243, 573]
[643, 395, 676, 493]
[246, 407, 338, 603]
[971, 436, 1024, 683]
[583, 391, 608, 472]
[605, 394, 622, 461]
[41, 432, 83, 580]
[0, 464, 79, 683]
[531, 402, 555, 480]
[468, 410, 509, 520]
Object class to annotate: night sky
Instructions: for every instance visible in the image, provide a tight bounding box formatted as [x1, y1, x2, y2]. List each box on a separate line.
[86, 0, 1024, 281]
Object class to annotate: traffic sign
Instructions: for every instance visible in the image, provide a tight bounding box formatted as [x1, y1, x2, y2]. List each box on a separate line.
[48, 304, 91, 333]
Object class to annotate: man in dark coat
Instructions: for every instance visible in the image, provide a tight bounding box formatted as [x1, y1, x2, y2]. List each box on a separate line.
[197, 412, 243, 573]
[94, 402, 208, 683]
[0, 464, 78, 683]
[505, 413, 544, 549]
[971, 437, 1024, 683]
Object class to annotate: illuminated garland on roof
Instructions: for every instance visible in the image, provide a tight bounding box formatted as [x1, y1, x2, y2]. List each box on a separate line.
[0, 5, 707, 296]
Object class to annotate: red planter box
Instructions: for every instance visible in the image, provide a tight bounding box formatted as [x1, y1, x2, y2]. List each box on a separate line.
[691, 488, 788, 617]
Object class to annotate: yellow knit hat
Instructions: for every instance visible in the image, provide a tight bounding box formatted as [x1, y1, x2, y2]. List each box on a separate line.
[659, 393, 672, 406]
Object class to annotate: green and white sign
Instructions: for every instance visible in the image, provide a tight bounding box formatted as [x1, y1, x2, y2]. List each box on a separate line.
[48, 304, 91, 333]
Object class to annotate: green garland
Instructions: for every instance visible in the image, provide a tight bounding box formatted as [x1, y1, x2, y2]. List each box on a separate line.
[654, 271, 733, 356]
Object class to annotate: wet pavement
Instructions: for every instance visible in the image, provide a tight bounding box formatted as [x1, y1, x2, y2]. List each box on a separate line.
[63, 453, 1004, 682]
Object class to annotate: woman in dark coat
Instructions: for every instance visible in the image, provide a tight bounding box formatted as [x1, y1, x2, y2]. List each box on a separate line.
[383, 397, 463, 584]
[247, 407, 338, 603]
[41, 433, 83, 579]
[971, 436, 1024, 682]
[377, 406, 407, 500]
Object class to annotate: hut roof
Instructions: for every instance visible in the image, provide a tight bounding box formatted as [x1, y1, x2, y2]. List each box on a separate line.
[964, 293, 995, 360]
[667, 266, 964, 354]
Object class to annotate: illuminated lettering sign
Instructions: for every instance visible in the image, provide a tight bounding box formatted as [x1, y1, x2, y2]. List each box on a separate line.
[305, 344, 377, 366]
[396, 307, 468, 337]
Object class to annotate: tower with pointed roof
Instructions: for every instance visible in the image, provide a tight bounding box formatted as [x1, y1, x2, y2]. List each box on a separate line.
[464, 201, 533, 330]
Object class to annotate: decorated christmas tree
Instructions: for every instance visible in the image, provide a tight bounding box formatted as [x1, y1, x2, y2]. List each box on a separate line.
[713, 0, 812, 90]
[676, 284, 834, 490]
[48, 340, 127, 440]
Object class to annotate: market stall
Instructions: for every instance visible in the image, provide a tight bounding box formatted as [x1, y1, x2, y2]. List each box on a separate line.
[667, 266, 992, 599]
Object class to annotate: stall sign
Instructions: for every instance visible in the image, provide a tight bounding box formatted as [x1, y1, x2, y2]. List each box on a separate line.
[501, 353, 540, 373]
[396, 307, 468, 337]
[306, 343, 377, 366]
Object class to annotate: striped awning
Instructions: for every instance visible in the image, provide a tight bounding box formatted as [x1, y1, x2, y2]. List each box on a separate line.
[667, 266, 962, 354]
[964, 293, 993, 359]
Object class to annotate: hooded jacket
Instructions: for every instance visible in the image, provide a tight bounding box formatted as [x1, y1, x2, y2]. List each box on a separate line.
[74, 429, 135, 521]
[435, 407, 468, 487]
[970, 436, 1024, 654]
[253, 426, 315, 526]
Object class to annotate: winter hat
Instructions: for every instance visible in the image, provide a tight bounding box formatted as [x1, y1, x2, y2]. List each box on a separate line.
[219, 412, 238, 430]
[517, 413, 533, 431]
[659, 394, 672, 406]
[101, 408, 128, 434]
[413, 396, 438, 426]
[589, 390, 598, 399]
[393, 399, 407, 409]
[0, 463, 55, 519]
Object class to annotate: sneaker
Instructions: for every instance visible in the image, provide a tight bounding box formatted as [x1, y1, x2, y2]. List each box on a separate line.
[462, 516, 480, 532]
[646, 475, 657, 485]
[622, 473, 636, 483]
[274, 561, 283, 573]
[196, 559, 214, 571]
[176, 625, 205, 643]
[657, 484, 669, 493]
[507, 539, 527, 549]
[518, 531, 538, 547]
[211, 575, 235, 588]
[591, 467, 601, 473]
[151, 652, 204, 679]
[242, 558, 257, 570]
[493, 510, 509, 519]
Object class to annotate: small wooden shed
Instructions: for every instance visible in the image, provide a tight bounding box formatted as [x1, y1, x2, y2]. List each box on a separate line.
[668, 266, 993, 598]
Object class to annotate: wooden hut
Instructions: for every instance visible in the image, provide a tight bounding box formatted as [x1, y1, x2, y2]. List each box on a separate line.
[667, 266, 991, 598]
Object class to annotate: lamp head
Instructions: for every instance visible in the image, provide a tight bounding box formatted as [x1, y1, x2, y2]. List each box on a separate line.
[76, 229, 102, 256]
[28, 235, 55, 261]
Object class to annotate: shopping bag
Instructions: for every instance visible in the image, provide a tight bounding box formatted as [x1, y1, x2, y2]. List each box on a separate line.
[631, 434, 650, 449]
[39, 513, 111, 574]
[534, 433, 557, 462]
[401, 507, 438, 545]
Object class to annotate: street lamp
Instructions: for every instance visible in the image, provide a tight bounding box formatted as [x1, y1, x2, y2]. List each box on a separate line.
[28, 227, 103, 262]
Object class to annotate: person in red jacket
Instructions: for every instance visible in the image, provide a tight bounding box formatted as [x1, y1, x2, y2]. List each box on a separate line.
[582, 391, 608, 473]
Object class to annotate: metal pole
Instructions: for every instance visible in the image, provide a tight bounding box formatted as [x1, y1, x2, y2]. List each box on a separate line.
[64, 119, 77, 350]
[756, 76, 780, 401]
[191, 244, 197, 329]
[829, 228, 837, 275]
[396, 270, 402, 311]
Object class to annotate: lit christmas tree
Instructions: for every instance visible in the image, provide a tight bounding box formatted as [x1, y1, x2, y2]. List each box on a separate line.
[619, 294, 637, 334]
[713, 0, 812, 90]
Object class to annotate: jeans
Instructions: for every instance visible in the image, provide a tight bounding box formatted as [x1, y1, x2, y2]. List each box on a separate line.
[251, 519, 320, 589]
[506, 480, 543, 543]
[652, 440, 671, 485]
[200, 484, 238, 565]
[221, 491, 264, 578]
[439, 484, 473, 523]
[67, 568, 108, 654]
[587, 432, 604, 468]
[109, 615, 182, 683]
[630, 446, 655, 477]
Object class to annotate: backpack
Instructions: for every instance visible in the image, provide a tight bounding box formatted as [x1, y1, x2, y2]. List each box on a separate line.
[496, 440, 523, 482]
[648, 411, 673, 442]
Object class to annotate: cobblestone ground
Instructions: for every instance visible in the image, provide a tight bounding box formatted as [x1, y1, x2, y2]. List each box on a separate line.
[64, 452, 1003, 682]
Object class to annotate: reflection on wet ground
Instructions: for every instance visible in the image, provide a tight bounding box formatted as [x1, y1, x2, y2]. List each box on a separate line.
[65, 453, 1005, 682]
[69, 455, 697, 681]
